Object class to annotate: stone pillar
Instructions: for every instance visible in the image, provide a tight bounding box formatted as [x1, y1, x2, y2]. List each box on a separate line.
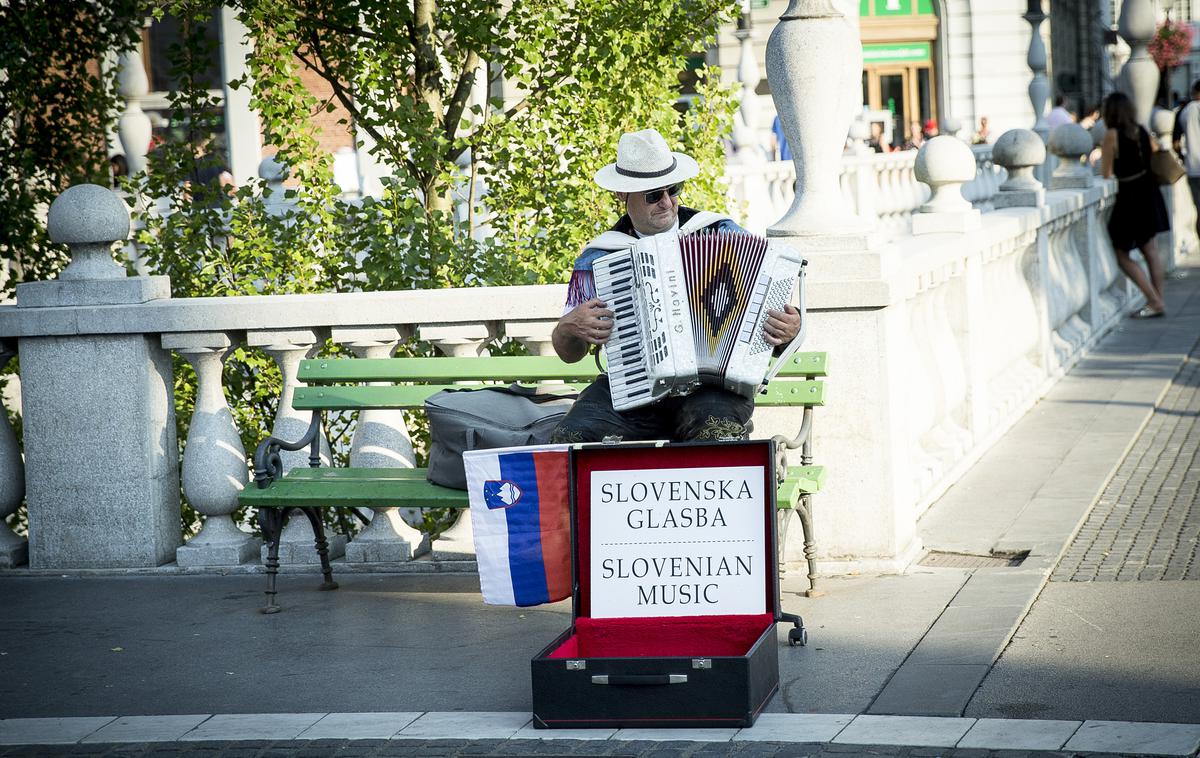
[765, 0, 863, 237]
[165, 332, 260, 567]
[1117, 0, 1159, 128]
[333, 327, 425, 564]
[911, 137, 982, 235]
[116, 35, 152, 176]
[1024, 0, 1051, 184]
[249, 329, 345, 564]
[503, 320, 559, 357]
[0, 342, 27, 568]
[218, 6, 263, 187]
[993, 129, 1047, 208]
[17, 185, 179, 568]
[1048, 124, 1096, 190]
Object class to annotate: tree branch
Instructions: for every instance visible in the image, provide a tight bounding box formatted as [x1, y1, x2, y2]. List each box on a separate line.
[443, 48, 480, 143]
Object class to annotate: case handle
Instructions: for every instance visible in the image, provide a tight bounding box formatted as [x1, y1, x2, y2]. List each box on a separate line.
[590, 674, 688, 686]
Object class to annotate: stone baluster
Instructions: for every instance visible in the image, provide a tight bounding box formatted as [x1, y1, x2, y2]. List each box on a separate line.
[1023, 0, 1051, 184]
[420, 323, 496, 358]
[332, 327, 426, 564]
[766, 0, 864, 237]
[416, 323, 496, 559]
[732, 4, 763, 158]
[1048, 124, 1095, 190]
[912, 136, 982, 235]
[993, 129, 1047, 208]
[260, 156, 292, 218]
[249, 329, 344, 564]
[0, 342, 27, 568]
[1117, 0, 1159, 128]
[116, 33, 152, 176]
[164, 331, 259, 567]
[504, 320, 559, 357]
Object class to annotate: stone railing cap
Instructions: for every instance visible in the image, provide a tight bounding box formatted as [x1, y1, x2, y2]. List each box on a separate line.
[914, 135, 976, 184]
[47, 184, 130, 245]
[1048, 123, 1094, 156]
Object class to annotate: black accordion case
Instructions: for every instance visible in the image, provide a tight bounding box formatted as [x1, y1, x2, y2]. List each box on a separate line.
[531, 440, 782, 729]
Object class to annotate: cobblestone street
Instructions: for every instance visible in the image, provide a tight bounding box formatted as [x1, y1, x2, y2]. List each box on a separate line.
[1052, 338, 1200, 583]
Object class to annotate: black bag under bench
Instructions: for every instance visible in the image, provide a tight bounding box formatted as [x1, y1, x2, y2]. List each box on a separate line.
[531, 440, 803, 729]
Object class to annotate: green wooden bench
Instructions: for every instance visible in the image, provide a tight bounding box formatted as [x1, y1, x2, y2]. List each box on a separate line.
[240, 352, 828, 613]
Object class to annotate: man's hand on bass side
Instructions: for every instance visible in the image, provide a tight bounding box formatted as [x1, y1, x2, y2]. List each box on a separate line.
[762, 304, 802, 346]
[561, 298, 615, 345]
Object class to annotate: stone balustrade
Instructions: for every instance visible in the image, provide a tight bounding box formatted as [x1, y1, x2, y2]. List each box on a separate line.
[0, 159, 1137, 576]
[727, 145, 1005, 238]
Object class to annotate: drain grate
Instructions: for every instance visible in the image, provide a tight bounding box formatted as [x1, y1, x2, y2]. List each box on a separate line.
[918, 550, 1028, 568]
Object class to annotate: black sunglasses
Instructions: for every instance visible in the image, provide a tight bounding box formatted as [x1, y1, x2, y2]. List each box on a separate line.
[643, 184, 682, 204]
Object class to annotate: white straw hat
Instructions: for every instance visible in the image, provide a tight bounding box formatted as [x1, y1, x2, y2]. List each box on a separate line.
[594, 129, 700, 192]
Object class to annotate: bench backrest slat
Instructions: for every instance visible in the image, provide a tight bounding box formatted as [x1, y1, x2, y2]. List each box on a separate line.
[297, 351, 829, 384]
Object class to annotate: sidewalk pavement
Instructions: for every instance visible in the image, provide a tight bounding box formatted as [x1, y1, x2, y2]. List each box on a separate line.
[1, 269, 1198, 757]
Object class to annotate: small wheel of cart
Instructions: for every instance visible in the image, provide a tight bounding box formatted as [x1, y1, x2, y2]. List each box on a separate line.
[788, 626, 809, 647]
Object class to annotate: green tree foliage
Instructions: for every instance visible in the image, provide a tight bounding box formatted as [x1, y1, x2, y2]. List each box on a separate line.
[0, 0, 143, 299]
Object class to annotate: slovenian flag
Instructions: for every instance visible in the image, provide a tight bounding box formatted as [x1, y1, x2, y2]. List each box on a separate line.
[465, 444, 572, 606]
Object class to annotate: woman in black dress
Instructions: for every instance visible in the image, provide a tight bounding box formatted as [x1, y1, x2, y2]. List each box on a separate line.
[1100, 92, 1169, 318]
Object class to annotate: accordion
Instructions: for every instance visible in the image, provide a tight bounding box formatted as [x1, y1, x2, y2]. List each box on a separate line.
[593, 230, 807, 411]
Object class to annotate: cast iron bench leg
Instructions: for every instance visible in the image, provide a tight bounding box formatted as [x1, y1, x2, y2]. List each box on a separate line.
[302, 507, 339, 591]
[259, 508, 285, 614]
[796, 495, 819, 598]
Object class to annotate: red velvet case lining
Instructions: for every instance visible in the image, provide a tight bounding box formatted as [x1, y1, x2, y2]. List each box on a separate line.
[546, 613, 775, 659]
[556, 442, 776, 659]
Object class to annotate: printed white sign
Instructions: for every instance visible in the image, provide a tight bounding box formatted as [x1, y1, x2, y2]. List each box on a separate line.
[589, 465, 766, 618]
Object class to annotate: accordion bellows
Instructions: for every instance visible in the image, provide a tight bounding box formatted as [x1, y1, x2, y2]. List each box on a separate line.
[594, 230, 807, 411]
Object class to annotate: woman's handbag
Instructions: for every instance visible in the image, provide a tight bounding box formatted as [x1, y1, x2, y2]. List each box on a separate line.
[1150, 149, 1186, 185]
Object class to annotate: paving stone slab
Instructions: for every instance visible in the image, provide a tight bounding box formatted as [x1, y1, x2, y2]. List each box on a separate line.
[868, 664, 990, 716]
[731, 714, 854, 743]
[82, 716, 211, 743]
[611, 728, 739, 741]
[510, 724, 617, 740]
[956, 718, 1081, 750]
[831, 715, 975, 747]
[397, 712, 530, 740]
[0, 718, 116, 745]
[1064, 720, 1200, 756]
[177, 714, 325, 742]
[296, 713, 421, 740]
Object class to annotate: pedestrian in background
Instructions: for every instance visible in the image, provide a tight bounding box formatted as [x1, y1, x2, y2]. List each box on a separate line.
[1172, 79, 1200, 244]
[1100, 92, 1168, 319]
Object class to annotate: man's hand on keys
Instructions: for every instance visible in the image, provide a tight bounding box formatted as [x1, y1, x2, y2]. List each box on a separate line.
[763, 304, 802, 345]
[562, 298, 615, 345]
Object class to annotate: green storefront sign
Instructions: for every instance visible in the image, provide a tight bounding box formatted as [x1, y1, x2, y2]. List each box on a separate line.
[862, 42, 931, 64]
[860, 0, 935, 16]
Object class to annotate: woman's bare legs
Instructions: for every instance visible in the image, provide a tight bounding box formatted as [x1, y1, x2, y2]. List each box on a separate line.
[1115, 244, 1166, 312]
[1139, 237, 1167, 308]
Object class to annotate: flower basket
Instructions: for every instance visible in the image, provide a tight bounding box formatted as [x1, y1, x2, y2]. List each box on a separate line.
[1150, 19, 1195, 70]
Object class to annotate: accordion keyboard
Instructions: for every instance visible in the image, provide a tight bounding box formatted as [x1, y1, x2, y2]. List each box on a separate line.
[593, 252, 654, 409]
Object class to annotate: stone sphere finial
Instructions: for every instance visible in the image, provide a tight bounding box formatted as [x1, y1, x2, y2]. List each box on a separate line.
[914, 135, 976, 212]
[47, 184, 130, 247]
[1048, 123, 1094, 161]
[47, 184, 131, 281]
[1048, 123, 1095, 187]
[1151, 107, 1175, 137]
[993, 128, 1046, 191]
[258, 155, 289, 183]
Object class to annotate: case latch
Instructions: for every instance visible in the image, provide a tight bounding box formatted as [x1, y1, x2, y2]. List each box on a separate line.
[692, 658, 713, 669]
[565, 660, 587, 671]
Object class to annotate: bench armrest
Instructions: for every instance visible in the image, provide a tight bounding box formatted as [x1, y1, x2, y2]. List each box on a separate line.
[252, 413, 324, 488]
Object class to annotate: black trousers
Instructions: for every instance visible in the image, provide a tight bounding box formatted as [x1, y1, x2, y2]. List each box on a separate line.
[549, 375, 755, 444]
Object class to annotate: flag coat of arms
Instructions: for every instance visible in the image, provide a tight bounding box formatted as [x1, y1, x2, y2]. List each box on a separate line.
[464, 444, 572, 606]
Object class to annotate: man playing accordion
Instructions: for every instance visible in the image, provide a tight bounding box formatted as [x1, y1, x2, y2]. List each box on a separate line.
[549, 129, 803, 444]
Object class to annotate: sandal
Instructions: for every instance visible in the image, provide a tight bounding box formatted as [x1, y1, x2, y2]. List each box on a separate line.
[1132, 306, 1165, 319]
